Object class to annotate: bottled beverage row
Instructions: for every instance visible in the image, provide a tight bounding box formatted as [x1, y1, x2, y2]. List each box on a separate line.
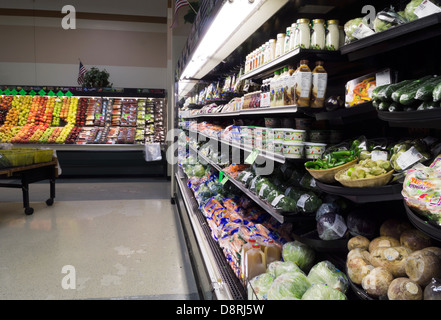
[244, 19, 344, 74]
[261, 60, 328, 109]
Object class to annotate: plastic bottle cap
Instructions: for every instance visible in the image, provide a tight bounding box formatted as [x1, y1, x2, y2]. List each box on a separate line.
[252, 244, 260, 249]
[249, 238, 256, 243]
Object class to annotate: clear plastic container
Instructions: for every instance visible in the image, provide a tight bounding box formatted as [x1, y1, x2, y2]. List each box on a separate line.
[240, 238, 256, 282]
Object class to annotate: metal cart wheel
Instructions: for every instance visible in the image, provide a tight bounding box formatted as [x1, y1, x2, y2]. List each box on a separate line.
[25, 207, 34, 215]
[46, 198, 54, 206]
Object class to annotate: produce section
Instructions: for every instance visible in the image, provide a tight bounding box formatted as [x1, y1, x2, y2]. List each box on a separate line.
[173, 0, 441, 301]
[0, 94, 165, 146]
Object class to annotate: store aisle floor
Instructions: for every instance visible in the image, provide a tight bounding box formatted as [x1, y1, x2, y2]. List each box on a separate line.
[0, 177, 200, 300]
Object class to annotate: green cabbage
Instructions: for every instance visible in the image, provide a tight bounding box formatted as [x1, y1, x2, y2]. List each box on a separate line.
[344, 18, 364, 41]
[373, 17, 394, 32]
[247, 273, 274, 300]
[266, 272, 311, 300]
[282, 241, 315, 272]
[267, 261, 305, 278]
[307, 260, 349, 293]
[404, 0, 425, 21]
[301, 283, 347, 300]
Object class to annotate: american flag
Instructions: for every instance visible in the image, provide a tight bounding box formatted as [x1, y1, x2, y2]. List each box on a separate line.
[77, 61, 86, 85]
[170, 0, 189, 28]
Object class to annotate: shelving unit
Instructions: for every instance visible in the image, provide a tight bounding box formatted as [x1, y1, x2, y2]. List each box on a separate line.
[173, 0, 441, 301]
[240, 48, 342, 81]
[189, 129, 286, 164]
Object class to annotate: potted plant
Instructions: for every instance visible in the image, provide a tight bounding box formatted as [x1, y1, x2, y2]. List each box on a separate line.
[83, 67, 112, 88]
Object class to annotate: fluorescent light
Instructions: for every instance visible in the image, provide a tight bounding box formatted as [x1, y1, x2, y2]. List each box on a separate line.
[181, 0, 265, 80]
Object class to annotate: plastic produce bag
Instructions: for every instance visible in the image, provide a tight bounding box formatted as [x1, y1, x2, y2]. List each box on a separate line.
[282, 241, 315, 272]
[405, 0, 441, 21]
[247, 273, 274, 300]
[317, 213, 348, 240]
[307, 260, 349, 293]
[301, 283, 347, 300]
[144, 143, 162, 161]
[265, 271, 311, 300]
[344, 17, 374, 43]
[373, 6, 408, 32]
[267, 261, 305, 279]
[402, 163, 441, 226]
[424, 278, 441, 300]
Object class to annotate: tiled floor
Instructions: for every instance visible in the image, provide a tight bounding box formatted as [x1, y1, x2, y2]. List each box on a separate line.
[0, 177, 199, 300]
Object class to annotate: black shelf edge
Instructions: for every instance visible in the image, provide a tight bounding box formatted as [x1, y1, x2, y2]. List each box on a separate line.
[314, 102, 377, 124]
[377, 108, 441, 128]
[316, 180, 403, 203]
[404, 202, 441, 242]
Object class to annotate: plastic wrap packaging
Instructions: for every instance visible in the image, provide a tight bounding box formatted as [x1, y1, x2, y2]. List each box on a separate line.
[301, 283, 347, 300]
[317, 213, 348, 240]
[247, 273, 274, 300]
[307, 260, 349, 293]
[267, 260, 305, 279]
[402, 163, 441, 226]
[282, 241, 316, 272]
[265, 271, 311, 300]
[424, 277, 441, 300]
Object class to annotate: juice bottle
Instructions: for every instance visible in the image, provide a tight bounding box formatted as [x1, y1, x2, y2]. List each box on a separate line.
[240, 238, 256, 282]
[311, 61, 328, 108]
[264, 240, 282, 267]
[277, 67, 288, 106]
[296, 60, 312, 107]
[270, 70, 280, 107]
[244, 244, 266, 284]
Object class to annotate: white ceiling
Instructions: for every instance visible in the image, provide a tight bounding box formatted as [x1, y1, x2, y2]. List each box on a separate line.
[0, 0, 168, 17]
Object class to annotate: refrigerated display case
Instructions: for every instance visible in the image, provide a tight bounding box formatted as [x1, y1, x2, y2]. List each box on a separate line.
[172, 0, 441, 301]
[0, 85, 168, 176]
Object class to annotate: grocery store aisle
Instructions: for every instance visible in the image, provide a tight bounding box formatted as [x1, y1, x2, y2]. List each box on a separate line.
[0, 177, 199, 300]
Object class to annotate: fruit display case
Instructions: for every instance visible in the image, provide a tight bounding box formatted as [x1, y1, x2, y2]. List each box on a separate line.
[0, 86, 168, 176]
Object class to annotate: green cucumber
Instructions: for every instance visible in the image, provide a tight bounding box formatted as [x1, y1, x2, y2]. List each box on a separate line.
[378, 80, 413, 102]
[392, 76, 432, 103]
[372, 84, 391, 101]
[372, 99, 380, 109]
[426, 101, 440, 109]
[399, 76, 436, 105]
[378, 101, 390, 111]
[415, 76, 441, 101]
[433, 81, 441, 102]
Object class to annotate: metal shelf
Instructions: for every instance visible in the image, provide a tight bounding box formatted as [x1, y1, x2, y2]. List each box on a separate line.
[190, 145, 313, 225]
[190, 130, 286, 164]
[240, 48, 341, 81]
[181, 105, 300, 119]
[175, 168, 247, 300]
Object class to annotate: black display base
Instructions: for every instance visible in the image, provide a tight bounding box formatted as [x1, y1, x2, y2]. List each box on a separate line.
[56, 150, 168, 177]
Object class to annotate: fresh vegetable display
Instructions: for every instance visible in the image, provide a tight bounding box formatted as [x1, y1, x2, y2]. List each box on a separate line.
[402, 156, 441, 226]
[344, 1, 441, 44]
[373, 75, 441, 112]
[304, 139, 361, 170]
[345, 217, 441, 300]
[337, 159, 392, 180]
